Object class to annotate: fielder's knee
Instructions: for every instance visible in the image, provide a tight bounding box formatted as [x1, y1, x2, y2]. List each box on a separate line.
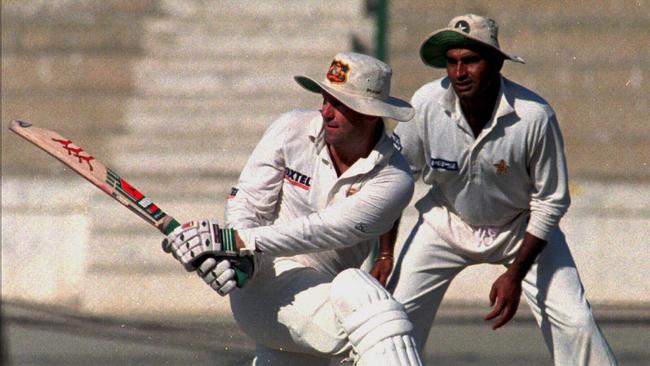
[550, 302, 598, 331]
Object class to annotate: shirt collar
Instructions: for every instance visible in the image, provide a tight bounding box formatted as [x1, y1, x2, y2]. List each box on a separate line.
[308, 113, 395, 177]
[345, 125, 394, 177]
[308, 113, 326, 152]
[439, 76, 515, 123]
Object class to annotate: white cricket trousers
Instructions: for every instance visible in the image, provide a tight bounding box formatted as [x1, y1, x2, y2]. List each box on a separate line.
[388, 214, 618, 366]
[230, 259, 349, 366]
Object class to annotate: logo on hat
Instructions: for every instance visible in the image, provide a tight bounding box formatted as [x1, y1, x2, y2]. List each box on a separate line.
[454, 20, 470, 33]
[294, 52, 414, 121]
[326, 59, 350, 83]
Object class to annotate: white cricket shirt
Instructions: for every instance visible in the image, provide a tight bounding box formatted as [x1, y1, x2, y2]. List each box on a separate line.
[227, 109, 414, 275]
[393, 76, 570, 242]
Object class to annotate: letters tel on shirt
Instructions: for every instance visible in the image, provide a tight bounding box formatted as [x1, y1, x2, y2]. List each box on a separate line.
[284, 167, 313, 190]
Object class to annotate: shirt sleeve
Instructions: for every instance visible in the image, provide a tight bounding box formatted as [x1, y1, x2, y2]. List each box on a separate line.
[224, 115, 287, 230]
[237, 164, 414, 256]
[392, 96, 427, 180]
[526, 113, 571, 241]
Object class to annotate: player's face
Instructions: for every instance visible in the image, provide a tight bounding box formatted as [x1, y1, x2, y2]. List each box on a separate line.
[445, 48, 501, 100]
[320, 92, 374, 146]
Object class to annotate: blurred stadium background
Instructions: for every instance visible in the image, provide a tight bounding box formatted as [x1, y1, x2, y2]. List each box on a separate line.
[2, 0, 649, 365]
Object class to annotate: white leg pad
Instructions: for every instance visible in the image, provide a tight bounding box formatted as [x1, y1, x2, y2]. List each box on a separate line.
[330, 269, 423, 366]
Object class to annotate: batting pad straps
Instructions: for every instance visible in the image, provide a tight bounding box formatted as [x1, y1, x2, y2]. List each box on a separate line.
[342, 299, 413, 354]
[217, 226, 237, 252]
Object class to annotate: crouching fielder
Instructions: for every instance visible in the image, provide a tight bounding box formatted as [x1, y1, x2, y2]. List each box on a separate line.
[163, 52, 422, 365]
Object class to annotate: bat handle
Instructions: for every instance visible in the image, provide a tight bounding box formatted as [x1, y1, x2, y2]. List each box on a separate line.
[163, 218, 181, 236]
[160, 218, 181, 253]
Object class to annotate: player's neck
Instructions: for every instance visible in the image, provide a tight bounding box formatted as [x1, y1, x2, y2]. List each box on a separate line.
[460, 79, 500, 138]
[328, 144, 365, 177]
[328, 123, 380, 177]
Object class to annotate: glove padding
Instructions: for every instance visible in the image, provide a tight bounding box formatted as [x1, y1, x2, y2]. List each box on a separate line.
[162, 219, 257, 288]
[162, 219, 238, 270]
[197, 258, 237, 296]
[197, 253, 259, 295]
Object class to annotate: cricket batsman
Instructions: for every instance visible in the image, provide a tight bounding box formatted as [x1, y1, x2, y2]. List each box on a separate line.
[164, 52, 423, 365]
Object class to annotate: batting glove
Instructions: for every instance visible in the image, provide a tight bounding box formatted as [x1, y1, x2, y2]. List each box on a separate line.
[196, 254, 258, 295]
[161, 219, 257, 287]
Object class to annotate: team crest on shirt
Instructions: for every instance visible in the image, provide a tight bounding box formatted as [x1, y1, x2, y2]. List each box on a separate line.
[493, 159, 509, 175]
[347, 187, 359, 196]
[327, 59, 350, 83]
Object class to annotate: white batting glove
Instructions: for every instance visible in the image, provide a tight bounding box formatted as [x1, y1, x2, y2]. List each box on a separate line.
[161, 219, 239, 271]
[197, 258, 238, 296]
[161, 219, 258, 287]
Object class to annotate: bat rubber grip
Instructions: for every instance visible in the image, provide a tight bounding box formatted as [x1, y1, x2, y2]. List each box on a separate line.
[234, 267, 249, 288]
[163, 218, 181, 236]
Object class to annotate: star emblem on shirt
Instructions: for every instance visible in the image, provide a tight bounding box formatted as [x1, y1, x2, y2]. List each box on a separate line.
[494, 159, 509, 175]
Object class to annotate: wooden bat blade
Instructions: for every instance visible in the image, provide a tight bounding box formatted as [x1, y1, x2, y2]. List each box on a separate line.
[9, 120, 180, 235]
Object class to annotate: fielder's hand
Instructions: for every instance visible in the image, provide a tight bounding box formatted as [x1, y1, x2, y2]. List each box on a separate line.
[370, 255, 393, 287]
[161, 219, 257, 287]
[484, 271, 522, 330]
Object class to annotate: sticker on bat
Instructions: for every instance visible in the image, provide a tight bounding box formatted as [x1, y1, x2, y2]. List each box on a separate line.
[106, 168, 165, 220]
[51, 138, 96, 171]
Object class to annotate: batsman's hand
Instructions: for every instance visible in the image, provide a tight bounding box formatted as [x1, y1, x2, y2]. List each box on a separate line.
[196, 255, 258, 296]
[161, 219, 238, 271]
[161, 219, 257, 288]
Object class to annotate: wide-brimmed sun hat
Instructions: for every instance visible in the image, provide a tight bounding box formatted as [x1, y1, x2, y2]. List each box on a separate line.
[420, 14, 525, 68]
[294, 52, 414, 122]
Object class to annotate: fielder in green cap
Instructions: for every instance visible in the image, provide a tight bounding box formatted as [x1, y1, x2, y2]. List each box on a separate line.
[386, 14, 618, 365]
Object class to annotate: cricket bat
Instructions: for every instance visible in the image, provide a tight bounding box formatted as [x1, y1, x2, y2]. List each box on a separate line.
[9, 119, 253, 285]
[9, 120, 181, 235]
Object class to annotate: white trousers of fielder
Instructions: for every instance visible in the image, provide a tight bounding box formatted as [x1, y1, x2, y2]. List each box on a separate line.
[230, 259, 422, 365]
[388, 213, 618, 366]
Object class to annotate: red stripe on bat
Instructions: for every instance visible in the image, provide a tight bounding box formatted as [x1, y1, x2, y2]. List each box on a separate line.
[120, 179, 144, 200]
[147, 203, 159, 213]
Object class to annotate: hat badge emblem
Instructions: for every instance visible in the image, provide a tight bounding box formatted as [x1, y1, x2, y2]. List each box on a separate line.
[455, 20, 470, 33]
[326, 59, 350, 84]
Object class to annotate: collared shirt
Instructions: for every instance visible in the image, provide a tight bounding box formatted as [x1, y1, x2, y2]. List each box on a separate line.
[393, 76, 569, 241]
[227, 109, 414, 275]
